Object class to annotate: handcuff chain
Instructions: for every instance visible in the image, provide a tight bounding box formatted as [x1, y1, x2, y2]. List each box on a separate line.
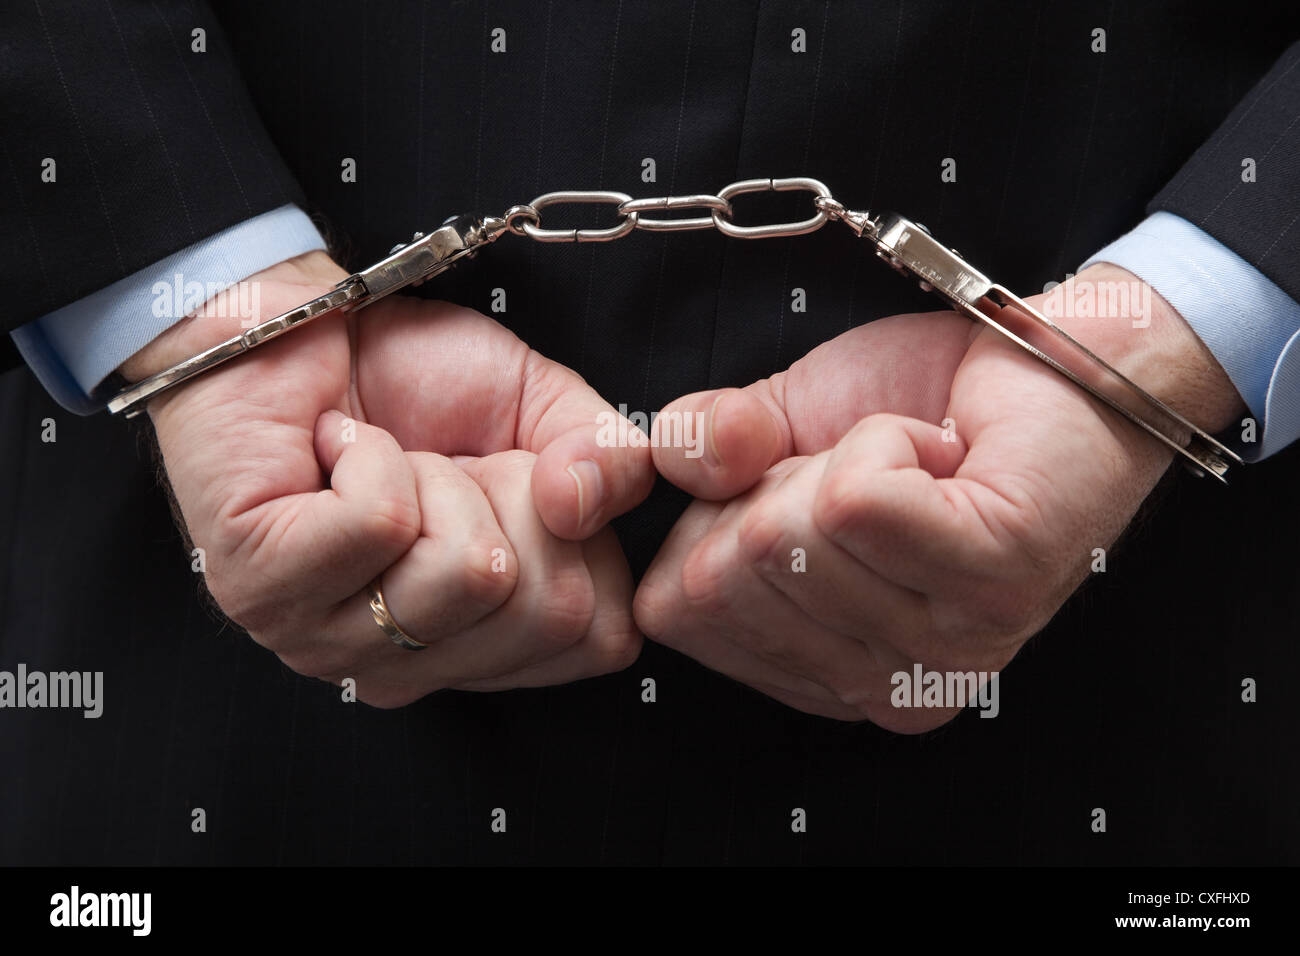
[491, 176, 872, 244]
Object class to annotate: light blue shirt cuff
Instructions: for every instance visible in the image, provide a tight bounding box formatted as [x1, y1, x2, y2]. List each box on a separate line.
[10, 204, 327, 414]
[1081, 211, 1300, 461]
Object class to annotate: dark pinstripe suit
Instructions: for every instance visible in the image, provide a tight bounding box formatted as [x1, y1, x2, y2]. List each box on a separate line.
[2, 1, 1298, 864]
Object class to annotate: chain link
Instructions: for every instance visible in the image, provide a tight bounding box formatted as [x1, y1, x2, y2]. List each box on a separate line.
[495, 176, 871, 244]
[519, 191, 639, 242]
[618, 193, 731, 232]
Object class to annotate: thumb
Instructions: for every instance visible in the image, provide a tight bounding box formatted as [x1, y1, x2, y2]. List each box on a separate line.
[523, 355, 657, 540]
[652, 310, 974, 500]
[650, 385, 789, 500]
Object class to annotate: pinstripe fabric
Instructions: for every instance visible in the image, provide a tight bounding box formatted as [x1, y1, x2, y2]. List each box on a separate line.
[1153, 42, 1300, 303]
[0, 0, 303, 328]
[1, 0, 1299, 864]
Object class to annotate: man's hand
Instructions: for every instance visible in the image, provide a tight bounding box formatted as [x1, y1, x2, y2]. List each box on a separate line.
[123, 251, 654, 707]
[635, 265, 1245, 729]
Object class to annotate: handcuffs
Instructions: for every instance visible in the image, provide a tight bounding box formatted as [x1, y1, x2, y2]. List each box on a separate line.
[108, 177, 1242, 483]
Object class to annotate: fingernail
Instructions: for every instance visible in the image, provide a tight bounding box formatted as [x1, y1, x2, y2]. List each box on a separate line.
[566, 459, 604, 531]
[706, 393, 726, 468]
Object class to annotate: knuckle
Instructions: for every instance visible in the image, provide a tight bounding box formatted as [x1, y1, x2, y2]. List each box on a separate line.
[632, 575, 674, 640]
[811, 466, 869, 541]
[534, 567, 597, 648]
[736, 500, 787, 572]
[589, 623, 644, 674]
[465, 449, 537, 499]
[362, 494, 422, 550]
[452, 535, 519, 609]
[680, 535, 734, 617]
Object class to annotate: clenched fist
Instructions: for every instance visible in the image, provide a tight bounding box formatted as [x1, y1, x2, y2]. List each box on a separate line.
[122, 251, 655, 707]
[635, 265, 1244, 730]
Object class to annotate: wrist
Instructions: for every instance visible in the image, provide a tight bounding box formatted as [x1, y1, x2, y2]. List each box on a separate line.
[116, 250, 349, 384]
[1032, 264, 1246, 434]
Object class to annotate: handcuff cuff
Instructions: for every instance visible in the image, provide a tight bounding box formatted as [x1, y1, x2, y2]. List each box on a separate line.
[108, 177, 1242, 483]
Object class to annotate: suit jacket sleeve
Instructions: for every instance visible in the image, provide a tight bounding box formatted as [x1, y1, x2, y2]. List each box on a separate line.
[1080, 42, 1300, 459]
[0, 0, 305, 338]
[1149, 40, 1300, 302]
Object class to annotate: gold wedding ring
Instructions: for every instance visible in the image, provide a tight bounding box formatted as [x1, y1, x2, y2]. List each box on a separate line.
[368, 581, 428, 651]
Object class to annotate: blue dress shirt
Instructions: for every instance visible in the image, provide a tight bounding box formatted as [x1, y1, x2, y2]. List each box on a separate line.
[1082, 212, 1300, 461]
[10, 205, 326, 414]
